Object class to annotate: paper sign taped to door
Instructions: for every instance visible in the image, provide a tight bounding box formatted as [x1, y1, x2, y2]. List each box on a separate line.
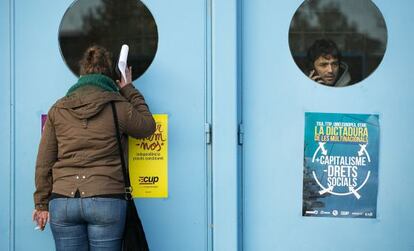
[128, 114, 168, 198]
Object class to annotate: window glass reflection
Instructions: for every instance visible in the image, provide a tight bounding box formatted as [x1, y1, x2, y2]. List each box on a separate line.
[289, 0, 387, 87]
[59, 0, 158, 80]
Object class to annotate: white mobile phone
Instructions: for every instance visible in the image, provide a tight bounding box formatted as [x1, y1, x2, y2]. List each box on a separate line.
[118, 44, 129, 81]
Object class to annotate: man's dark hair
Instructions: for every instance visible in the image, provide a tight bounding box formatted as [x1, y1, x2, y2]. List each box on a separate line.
[307, 39, 342, 65]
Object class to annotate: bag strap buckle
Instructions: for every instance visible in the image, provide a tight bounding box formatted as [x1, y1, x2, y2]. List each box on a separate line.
[125, 186, 133, 200]
[125, 186, 133, 194]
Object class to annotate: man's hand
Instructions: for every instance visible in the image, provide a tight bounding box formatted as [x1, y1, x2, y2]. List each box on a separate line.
[117, 66, 132, 89]
[32, 209, 49, 231]
[309, 70, 323, 83]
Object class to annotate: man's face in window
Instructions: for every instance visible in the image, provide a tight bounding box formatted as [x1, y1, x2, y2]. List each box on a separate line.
[313, 55, 339, 85]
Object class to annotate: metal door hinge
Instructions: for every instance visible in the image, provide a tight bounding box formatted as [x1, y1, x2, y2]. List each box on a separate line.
[238, 123, 244, 145]
[205, 123, 212, 144]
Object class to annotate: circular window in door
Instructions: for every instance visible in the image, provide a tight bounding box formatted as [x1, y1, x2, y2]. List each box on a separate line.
[59, 0, 158, 80]
[288, 0, 387, 87]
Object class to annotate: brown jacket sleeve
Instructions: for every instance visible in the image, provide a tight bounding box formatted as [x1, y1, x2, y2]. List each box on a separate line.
[118, 84, 156, 138]
[33, 111, 57, 211]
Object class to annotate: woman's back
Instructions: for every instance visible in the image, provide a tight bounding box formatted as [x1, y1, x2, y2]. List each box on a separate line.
[33, 45, 155, 251]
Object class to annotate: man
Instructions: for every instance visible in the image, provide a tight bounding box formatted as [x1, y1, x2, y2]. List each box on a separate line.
[307, 39, 351, 87]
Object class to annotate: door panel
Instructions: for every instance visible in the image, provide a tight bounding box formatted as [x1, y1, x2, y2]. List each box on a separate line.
[0, 0, 11, 249]
[14, 1, 73, 249]
[12, 1, 209, 250]
[242, 0, 414, 250]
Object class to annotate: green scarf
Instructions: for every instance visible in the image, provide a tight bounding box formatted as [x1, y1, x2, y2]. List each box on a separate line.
[66, 74, 118, 96]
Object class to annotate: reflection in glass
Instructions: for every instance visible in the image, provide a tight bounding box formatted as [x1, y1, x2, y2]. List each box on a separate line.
[59, 0, 158, 80]
[289, 0, 387, 87]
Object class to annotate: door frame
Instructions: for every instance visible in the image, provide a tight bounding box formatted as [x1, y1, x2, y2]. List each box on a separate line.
[211, 0, 240, 250]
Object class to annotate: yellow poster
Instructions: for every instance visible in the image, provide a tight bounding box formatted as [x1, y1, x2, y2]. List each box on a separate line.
[128, 114, 168, 198]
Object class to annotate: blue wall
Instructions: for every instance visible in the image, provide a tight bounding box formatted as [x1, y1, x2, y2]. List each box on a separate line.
[2, 0, 414, 250]
[0, 0, 11, 250]
[13, 0, 75, 250]
[5, 0, 214, 250]
[241, 0, 414, 250]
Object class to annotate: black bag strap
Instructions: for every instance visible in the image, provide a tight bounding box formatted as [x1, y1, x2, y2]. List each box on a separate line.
[111, 101, 133, 200]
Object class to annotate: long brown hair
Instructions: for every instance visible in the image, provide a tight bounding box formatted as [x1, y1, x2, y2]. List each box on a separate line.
[79, 45, 113, 78]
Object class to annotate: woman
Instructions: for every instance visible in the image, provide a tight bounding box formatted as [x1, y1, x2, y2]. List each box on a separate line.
[32, 45, 156, 250]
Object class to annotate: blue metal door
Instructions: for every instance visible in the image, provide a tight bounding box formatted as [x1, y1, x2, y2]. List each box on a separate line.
[0, 0, 12, 249]
[241, 0, 414, 250]
[2, 0, 211, 250]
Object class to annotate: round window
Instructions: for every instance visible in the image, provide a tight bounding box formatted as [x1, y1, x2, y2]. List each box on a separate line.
[59, 0, 158, 80]
[289, 0, 387, 87]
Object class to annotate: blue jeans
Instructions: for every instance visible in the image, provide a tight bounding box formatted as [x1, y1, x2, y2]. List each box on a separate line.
[49, 197, 127, 251]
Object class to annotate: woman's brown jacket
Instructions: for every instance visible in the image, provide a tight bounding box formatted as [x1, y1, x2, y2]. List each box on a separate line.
[34, 84, 156, 210]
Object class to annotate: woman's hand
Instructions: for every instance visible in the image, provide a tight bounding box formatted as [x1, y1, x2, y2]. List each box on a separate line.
[32, 209, 49, 231]
[117, 66, 132, 89]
